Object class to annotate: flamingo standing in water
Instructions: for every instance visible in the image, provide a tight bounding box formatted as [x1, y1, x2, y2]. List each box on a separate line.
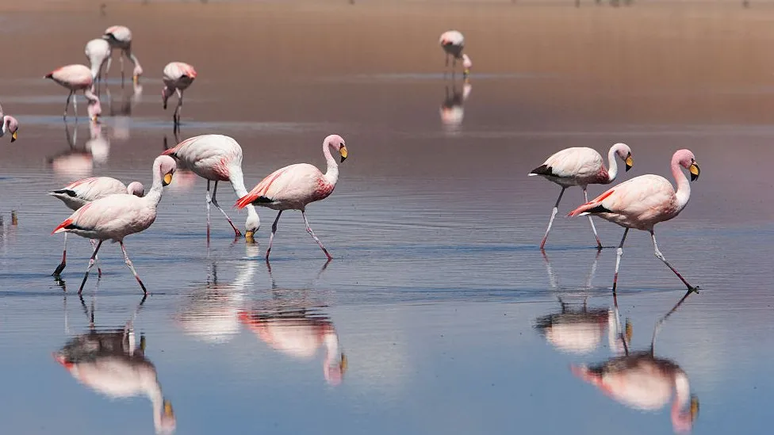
[0, 103, 19, 142]
[161, 62, 197, 125]
[162, 134, 260, 240]
[530, 143, 634, 249]
[85, 38, 111, 86]
[103, 25, 143, 84]
[51, 155, 177, 294]
[45, 64, 102, 122]
[49, 177, 145, 276]
[569, 149, 701, 294]
[235, 134, 348, 260]
[439, 30, 467, 73]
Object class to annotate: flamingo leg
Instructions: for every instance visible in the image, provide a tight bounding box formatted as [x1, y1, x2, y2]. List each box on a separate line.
[265, 210, 283, 261]
[78, 240, 104, 294]
[205, 180, 212, 240]
[106, 55, 112, 77]
[73, 92, 78, 120]
[302, 211, 332, 260]
[583, 187, 604, 249]
[174, 88, 183, 124]
[612, 228, 629, 298]
[120, 241, 147, 295]
[90, 239, 102, 277]
[650, 230, 698, 292]
[119, 51, 125, 86]
[211, 180, 242, 237]
[64, 91, 73, 120]
[540, 187, 566, 250]
[53, 232, 68, 276]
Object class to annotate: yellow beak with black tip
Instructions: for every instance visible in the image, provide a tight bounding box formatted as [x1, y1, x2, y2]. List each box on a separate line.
[11, 131, 17, 142]
[689, 163, 700, 181]
[163, 173, 173, 186]
[339, 145, 348, 163]
[625, 154, 633, 172]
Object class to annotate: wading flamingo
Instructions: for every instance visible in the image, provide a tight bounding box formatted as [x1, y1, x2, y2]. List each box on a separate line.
[530, 143, 633, 249]
[161, 62, 197, 125]
[0, 104, 19, 142]
[52, 155, 177, 294]
[45, 64, 102, 122]
[568, 149, 700, 294]
[235, 134, 348, 260]
[439, 30, 466, 72]
[50, 177, 145, 276]
[162, 134, 260, 240]
[85, 38, 111, 85]
[103, 25, 143, 84]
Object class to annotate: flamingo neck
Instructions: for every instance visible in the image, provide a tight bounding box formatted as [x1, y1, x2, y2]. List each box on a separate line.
[0, 116, 6, 135]
[671, 372, 691, 421]
[146, 380, 165, 432]
[145, 163, 166, 207]
[672, 156, 691, 212]
[606, 145, 620, 183]
[228, 164, 260, 230]
[323, 330, 340, 365]
[323, 143, 339, 187]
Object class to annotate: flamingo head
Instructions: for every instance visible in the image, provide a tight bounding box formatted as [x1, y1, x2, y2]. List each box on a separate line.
[245, 213, 261, 242]
[613, 142, 633, 172]
[4, 116, 19, 142]
[672, 395, 699, 433]
[87, 99, 102, 122]
[155, 399, 176, 434]
[324, 352, 347, 386]
[161, 87, 170, 110]
[155, 155, 177, 187]
[127, 181, 145, 197]
[325, 134, 348, 163]
[133, 65, 143, 84]
[674, 149, 700, 182]
[462, 54, 472, 75]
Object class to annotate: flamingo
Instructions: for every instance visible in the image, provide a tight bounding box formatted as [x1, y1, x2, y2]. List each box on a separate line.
[568, 149, 700, 294]
[85, 38, 111, 85]
[439, 30, 466, 72]
[529, 143, 633, 249]
[51, 155, 177, 294]
[0, 103, 19, 142]
[50, 177, 145, 276]
[572, 290, 699, 433]
[440, 80, 472, 131]
[161, 62, 197, 125]
[462, 54, 472, 76]
[162, 134, 260, 240]
[235, 134, 348, 260]
[103, 25, 143, 84]
[44, 64, 102, 122]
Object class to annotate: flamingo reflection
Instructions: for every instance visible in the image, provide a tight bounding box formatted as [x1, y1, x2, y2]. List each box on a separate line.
[238, 262, 347, 386]
[572, 290, 699, 433]
[48, 120, 106, 177]
[107, 80, 142, 141]
[54, 295, 176, 434]
[439, 79, 472, 132]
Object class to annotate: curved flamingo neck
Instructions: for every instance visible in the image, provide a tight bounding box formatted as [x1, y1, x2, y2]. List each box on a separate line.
[145, 162, 166, 207]
[671, 372, 691, 426]
[1, 116, 7, 135]
[672, 155, 691, 213]
[228, 164, 260, 228]
[322, 142, 339, 187]
[145, 379, 165, 432]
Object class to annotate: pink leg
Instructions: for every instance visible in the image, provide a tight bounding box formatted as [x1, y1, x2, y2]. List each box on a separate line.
[650, 230, 699, 292]
[120, 241, 147, 295]
[205, 180, 212, 242]
[211, 180, 242, 238]
[53, 232, 68, 276]
[90, 239, 103, 277]
[583, 187, 603, 249]
[78, 240, 103, 294]
[612, 228, 629, 299]
[302, 211, 332, 260]
[265, 210, 283, 261]
[540, 187, 565, 250]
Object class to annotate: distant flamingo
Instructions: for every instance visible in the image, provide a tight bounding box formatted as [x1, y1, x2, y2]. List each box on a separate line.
[461, 54, 472, 76]
[161, 62, 197, 125]
[50, 177, 145, 276]
[103, 25, 143, 84]
[439, 30, 466, 72]
[568, 149, 700, 294]
[0, 103, 19, 142]
[52, 155, 177, 294]
[45, 64, 102, 122]
[162, 134, 260, 240]
[530, 143, 633, 249]
[85, 38, 111, 85]
[235, 134, 348, 260]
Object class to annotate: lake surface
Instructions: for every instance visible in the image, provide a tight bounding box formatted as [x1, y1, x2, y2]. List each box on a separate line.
[1, 2, 773, 434]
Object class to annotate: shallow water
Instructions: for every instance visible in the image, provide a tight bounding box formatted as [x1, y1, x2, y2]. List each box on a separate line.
[2, 3, 774, 435]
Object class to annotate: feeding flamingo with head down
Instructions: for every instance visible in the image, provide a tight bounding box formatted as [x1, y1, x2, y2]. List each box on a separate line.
[49, 177, 145, 277]
[103, 25, 143, 85]
[162, 134, 260, 241]
[529, 143, 633, 250]
[235, 134, 348, 261]
[44, 64, 102, 122]
[439, 30, 467, 73]
[51, 155, 177, 295]
[161, 62, 197, 125]
[0, 103, 19, 142]
[568, 149, 701, 295]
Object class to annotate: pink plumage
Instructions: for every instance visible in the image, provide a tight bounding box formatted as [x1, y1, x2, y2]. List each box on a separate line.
[45, 64, 101, 121]
[161, 62, 196, 123]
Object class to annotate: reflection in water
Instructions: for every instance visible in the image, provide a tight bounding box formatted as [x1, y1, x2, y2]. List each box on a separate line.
[162, 130, 197, 192]
[572, 291, 700, 433]
[239, 262, 347, 386]
[439, 79, 471, 133]
[48, 120, 109, 177]
[54, 296, 176, 434]
[107, 81, 143, 141]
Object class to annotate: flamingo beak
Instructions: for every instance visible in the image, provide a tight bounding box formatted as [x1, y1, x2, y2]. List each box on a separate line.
[164, 400, 174, 417]
[163, 173, 173, 186]
[11, 131, 17, 142]
[340, 353, 348, 373]
[133, 74, 139, 85]
[625, 154, 633, 172]
[245, 230, 255, 243]
[690, 396, 700, 421]
[339, 145, 348, 163]
[625, 318, 633, 342]
[689, 163, 700, 181]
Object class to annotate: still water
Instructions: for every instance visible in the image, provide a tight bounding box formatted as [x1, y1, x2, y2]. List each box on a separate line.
[1, 2, 774, 435]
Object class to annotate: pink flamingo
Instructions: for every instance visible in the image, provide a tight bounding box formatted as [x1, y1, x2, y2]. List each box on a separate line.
[439, 30, 466, 72]
[51, 156, 177, 294]
[103, 25, 143, 84]
[568, 149, 700, 294]
[162, 134, 260, 240]
[235, 134, 348, 260]
[85, 38, 111, 84]
[45, 65, 102, 122]
[50, 177, 145, 276]
[161, 62, 197, 125]
[530, 143, 633, 249]
[461, 54, 472, 76]
[0, 103, 19, 142]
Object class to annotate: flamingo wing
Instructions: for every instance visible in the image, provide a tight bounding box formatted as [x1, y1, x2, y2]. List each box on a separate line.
[53, 194, 154, 237]
[569, 174, 676, 219]
[534, 147, 603, 179]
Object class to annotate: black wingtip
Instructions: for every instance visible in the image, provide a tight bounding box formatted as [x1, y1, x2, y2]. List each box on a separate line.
[586, 204, 612, 214]
[254, 196, 273, 204]
[530, 164, 553, 176]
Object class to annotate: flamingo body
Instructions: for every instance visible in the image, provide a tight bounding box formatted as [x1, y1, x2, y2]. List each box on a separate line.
[439, 30, 465, 58]
[50, 176, 144, 211]
[103, 25, 143, 82]
[85, 38, 111, 80]
[45, 64, 102, 120]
